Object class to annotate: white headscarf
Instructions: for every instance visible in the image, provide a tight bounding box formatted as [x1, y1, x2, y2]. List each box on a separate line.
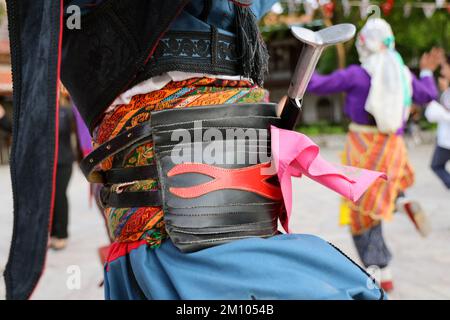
[356, 18, 412, 133]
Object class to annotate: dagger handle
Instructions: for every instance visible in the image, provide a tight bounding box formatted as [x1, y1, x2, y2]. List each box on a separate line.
[280, 97, 302, 130]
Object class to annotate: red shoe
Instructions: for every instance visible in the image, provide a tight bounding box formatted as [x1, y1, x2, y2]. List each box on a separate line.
[380, 280, 394, 292]
[396, 197, 431, 237]
[368, 266, 394, 293]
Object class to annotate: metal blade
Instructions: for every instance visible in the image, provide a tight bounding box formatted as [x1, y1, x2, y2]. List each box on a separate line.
[281, 24, 356, 129]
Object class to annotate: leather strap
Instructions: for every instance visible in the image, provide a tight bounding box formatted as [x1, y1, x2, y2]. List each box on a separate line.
[100, 187, 162, 208]
[150, 103, 282, 252]
[89, 165, 158, 184]
[80, 121, 153, 182]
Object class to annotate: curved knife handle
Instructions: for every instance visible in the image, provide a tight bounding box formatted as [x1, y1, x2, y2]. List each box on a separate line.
[282, 24, 356, 129]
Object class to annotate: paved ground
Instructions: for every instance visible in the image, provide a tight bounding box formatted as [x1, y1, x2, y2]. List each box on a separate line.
[0, 139, 449, 300]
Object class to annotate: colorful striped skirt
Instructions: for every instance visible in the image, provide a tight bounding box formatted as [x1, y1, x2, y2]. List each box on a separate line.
[94, 79, 385, 300]
[342, 124, 415, 235]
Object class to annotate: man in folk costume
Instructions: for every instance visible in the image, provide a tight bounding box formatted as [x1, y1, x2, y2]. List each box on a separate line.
[307, 18, 440, 292]
[426, 54, 450, 190]
[6, 0, 387, 300]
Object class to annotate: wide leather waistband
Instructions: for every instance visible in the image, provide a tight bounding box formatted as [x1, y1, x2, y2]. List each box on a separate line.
[81, 103, 284, 252]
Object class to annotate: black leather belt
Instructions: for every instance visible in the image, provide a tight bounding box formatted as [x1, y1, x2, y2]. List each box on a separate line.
[80, 122, 154, 183]
[81, 103, 285, 252]
[99, 187, 162, 208]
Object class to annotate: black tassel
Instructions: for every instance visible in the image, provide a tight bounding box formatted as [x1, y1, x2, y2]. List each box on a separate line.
[233, 3, 269, 86]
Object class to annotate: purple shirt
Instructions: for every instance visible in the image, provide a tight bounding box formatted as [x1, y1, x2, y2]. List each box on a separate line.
[307, 64, 438, 126]
[73, 104, 93, 157]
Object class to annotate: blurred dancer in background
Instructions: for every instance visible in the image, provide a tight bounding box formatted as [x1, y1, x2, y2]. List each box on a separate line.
[426, 54, 450, 190]
[49, 87, 75, 250]
[73, 105, 113, 265]
[307, 18, 441, 291]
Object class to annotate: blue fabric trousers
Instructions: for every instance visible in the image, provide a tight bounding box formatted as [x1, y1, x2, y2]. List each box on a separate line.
[104, 234, 386, 300]
[431, 145, 450, 189]
[352, 223, 392, 269]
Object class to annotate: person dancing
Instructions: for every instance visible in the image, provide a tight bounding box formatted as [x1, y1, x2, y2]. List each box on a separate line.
[306, 18, 441, 292]
[426, 54, 450, 190]
[6, 0, 387, 300]
[49, 88, 75, 250]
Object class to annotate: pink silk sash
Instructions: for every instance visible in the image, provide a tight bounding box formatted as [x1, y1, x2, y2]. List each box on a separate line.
[270, 126, 387, 232]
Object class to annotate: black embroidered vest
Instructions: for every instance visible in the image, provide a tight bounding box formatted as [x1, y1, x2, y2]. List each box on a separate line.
[61, 0, 266, 132]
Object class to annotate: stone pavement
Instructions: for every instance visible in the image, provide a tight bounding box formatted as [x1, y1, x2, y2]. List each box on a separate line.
[0, 140, 449, 300]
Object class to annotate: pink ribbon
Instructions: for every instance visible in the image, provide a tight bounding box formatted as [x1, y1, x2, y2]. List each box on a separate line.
[270, 126, 387, 232]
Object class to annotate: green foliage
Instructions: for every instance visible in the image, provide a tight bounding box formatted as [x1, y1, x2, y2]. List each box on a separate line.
[419, 119, 438, 131]
[261, 1, 450, 71]
[296, 119, 436, 136]
[333, 0, 450, 69]
[296, 121, 347, 136]
[0, 2, 5, 23]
